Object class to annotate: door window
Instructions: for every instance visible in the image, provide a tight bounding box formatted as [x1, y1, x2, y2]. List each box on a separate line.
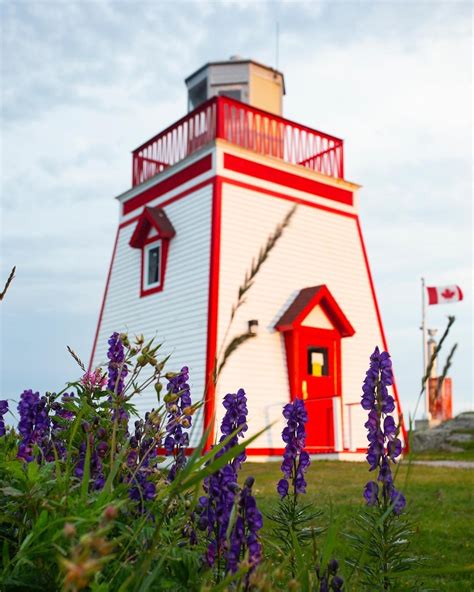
[307, 347, 328, 377]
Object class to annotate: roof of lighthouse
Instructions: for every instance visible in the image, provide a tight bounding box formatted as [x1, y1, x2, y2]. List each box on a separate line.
[185, 57, 286, 94]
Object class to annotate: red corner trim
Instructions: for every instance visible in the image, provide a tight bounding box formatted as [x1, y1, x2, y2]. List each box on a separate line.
[89, 228, 120, 370]
[203, 178, 222, 451]
[123, 154, 213, 216]
[223, 153, 353, 206]
[355, 218, 407, 445]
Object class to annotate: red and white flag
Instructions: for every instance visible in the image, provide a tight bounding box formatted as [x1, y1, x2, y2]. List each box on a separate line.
[427, 285, 463, 306]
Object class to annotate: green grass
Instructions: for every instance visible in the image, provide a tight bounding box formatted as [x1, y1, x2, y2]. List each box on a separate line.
[412, 449, 474, 461]
[241, 460, 474, 591]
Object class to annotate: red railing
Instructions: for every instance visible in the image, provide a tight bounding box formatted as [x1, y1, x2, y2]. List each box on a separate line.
[132, 96, 344, 186]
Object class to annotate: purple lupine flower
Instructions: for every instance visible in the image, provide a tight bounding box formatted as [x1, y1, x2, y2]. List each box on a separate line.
[125, 413, 162, 508]
[0, 400, 8, 437]
[74, 434, 105, 491]
[317, 558, 344, 591]
[107, 332, 128, 395]
[129, 470, 156, 503]
[49, 393, 76, 459]
[197, 389, 249, 568]
[226, 476, 263, 575]
[362, 347, 405, 515]
[164, 367, 193, 481]
[218, 389, 248, 469]
[17, 390, 50, 462]
[107, 332, 129, 426]
[278, 399, 310, 498]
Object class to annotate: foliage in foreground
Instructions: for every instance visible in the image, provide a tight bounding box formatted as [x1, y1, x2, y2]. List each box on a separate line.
[0, 334, 424, 591]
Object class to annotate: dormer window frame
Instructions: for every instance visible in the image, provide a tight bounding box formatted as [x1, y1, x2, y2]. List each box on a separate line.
[129, 206, 176, 298]
[139, 234, 172, 297]
[142, 238, 163, 292]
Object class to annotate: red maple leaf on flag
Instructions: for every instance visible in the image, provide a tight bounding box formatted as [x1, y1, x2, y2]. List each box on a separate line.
[441, 288, 455, 299]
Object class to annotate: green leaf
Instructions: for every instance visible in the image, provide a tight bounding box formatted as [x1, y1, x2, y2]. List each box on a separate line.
[26, 460, 40, 483]
[290, 528, 310, 592]
[0, 486, 24, 497]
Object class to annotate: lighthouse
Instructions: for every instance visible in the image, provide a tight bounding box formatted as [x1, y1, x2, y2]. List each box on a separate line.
[90, 57, 405, 459]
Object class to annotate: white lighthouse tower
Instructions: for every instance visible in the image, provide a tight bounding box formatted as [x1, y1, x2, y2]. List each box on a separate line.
[90, 58, 405, 459]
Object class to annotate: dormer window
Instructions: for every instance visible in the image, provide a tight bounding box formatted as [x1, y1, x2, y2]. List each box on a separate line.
[144, 240, 162, 289]
[129, 206, 175, 297]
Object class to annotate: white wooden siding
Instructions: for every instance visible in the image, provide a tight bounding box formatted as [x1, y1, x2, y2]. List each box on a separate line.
[215, 182, 400, 451]
[92, 185, 213, 446]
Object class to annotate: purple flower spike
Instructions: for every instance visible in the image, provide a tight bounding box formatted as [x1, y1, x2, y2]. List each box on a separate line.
[107, 332, 129, 426]
[0, 400, 8, 437]
[164, 367, 193, 481]
[107, 332, 128, 395]
[197, 389, 249, 568]
[361, 347, 406, 515]
[277, 478, 289, 497]
[278, 398, 310, 498]
[17, 390, 50, 462]
[363, 481, 379, 505]
[226, 476, 263, 575]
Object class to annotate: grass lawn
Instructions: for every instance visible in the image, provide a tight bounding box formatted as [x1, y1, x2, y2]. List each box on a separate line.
[241, 460, 474, 591]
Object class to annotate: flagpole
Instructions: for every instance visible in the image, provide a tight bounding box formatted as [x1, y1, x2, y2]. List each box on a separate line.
[421, 277, 429, 420]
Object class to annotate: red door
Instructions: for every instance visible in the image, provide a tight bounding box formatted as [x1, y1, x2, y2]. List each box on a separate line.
[298, 328, 340, 450]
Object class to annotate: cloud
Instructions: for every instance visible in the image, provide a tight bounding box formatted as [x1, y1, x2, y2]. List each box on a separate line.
[1, 1, 471, 415]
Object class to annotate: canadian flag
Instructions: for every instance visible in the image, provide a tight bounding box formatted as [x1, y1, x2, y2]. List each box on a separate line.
[427, 285, 463, 305]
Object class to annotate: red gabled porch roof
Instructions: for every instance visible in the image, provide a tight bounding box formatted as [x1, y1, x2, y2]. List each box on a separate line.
[129, 206, 175, 248]
[275, 285, 355, 337]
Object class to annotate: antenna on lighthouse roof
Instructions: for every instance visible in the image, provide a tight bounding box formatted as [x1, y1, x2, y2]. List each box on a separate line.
[275, 21, 280, 70]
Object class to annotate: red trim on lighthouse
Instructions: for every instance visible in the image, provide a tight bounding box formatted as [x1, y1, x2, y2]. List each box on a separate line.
[123, 154, 213, 216]
[89, 228, 120, 370]
[223, 153, 353, 205]
[219, 176, 357, 219]
[275, 285, 355, 336]
[355, 218, 407, 446]
[129, 206, 175, 248]
[119, 178, 215, 230]
[203, 178, 222, 450]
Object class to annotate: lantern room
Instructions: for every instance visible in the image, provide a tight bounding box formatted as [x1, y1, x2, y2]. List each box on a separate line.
[185, 56, 285, 115]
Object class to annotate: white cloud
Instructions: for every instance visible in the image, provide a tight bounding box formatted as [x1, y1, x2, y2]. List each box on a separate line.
[1, 1, 471, 415]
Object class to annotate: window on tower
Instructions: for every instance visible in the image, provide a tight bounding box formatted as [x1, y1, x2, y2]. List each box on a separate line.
[144, 240, 162, 289]
[218, 89, 242, 101]
[188, 78, 208, 110]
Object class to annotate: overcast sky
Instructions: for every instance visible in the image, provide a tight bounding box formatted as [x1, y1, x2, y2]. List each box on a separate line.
[1, 0, 472, 419]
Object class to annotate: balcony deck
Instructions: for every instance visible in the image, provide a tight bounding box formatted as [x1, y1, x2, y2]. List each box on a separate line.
[132, 96, 344, 187]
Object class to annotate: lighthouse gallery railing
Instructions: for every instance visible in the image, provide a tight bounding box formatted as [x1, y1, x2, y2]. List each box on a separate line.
[132, 96, 344, 187]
